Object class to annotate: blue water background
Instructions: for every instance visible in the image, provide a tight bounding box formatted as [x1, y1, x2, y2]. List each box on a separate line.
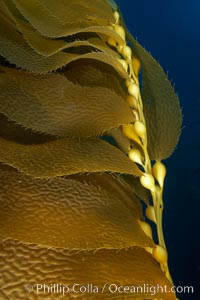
[116, 0, 200, 298]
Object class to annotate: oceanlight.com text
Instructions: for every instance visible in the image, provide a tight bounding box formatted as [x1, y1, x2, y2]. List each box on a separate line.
[24, 283, 194, 296]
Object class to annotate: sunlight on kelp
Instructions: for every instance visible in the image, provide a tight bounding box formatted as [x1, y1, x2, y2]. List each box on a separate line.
[0, 0, 182, 299]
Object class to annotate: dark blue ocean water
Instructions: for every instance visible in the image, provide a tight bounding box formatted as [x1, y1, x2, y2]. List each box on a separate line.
[116, 0, 200, 299]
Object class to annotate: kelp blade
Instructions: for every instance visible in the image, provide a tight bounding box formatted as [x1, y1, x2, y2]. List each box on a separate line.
[0, 137, 142, 178]
[0, 14, 127, 74]
[0, 113, 56, 144]
[0, 168, 153, 249]
[0, 238, 176, 299]
[127, 33, 182, 160]
[38, 0, 115, 24]
[0, 67, 133, 137]
[7, 15, 120, 57]
[6, 0, 123, 40]
[67, 172, 143, 217]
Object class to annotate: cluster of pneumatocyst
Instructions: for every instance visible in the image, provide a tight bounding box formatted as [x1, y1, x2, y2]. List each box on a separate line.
[106, 10, 173, 284]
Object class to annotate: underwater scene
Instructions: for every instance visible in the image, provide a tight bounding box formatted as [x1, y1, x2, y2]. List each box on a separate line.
[0, 0, 199, 299]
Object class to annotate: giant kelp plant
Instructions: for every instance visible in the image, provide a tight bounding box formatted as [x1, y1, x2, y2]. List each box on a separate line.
[0, 0, 182, 299]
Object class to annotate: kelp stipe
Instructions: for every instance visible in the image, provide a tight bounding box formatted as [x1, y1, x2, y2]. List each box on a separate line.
[0, 0, 182, 299]
[112, 6, 182, 282]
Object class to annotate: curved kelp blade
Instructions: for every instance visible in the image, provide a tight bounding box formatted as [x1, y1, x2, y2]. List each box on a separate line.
[0, 169, 153, 249]
[10, 0, 123, 40]
[0, 67, 133, 137]
[128, 33, 182, 160]
[11, 17, 119, 58]
[0, 238, 176, 300]
[0, 137, 142, 178]
[63, 62, 126, 98]
[14, 18, 92, 57]
[65, 172, 143, 217]
[0, 0, 17, 24]
[38, 0, 115, 24]
[0, 15, 127, 75]
[0, 114, 55, 144]
[0, 15, 74, 72]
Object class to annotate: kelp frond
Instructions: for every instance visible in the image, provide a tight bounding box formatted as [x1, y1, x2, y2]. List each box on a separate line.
[0, 0, 182, 299]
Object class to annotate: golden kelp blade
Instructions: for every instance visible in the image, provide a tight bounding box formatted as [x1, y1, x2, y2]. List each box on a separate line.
[0, 168, 153, 249]
[8, 15, 120, 57]
[0, 15, 127, 75]
[0, 137, 142, 178]
[38, 0, 115, 24]
[0, 67, 134, 137]
[67, 172, 144, 216]
[0, 14, 75, 72]
[63, 61, 126, 97]
[0, 238, 176, 300]
[13, 18, 102, 57]
[0, 0, 17, 24]
[127, 34, 182, 160]
[6, 0, 122, 39]
[0, 114, 56, 144]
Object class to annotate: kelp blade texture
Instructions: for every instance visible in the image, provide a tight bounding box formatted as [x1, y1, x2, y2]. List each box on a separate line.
[0, 67, 134, 137]
[128, 34, 182, 160]
[0, 238, 175, 300]
[0, 169, 153, 249]
[0, 167, 175, 300]
[0, 0, 126, 74]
